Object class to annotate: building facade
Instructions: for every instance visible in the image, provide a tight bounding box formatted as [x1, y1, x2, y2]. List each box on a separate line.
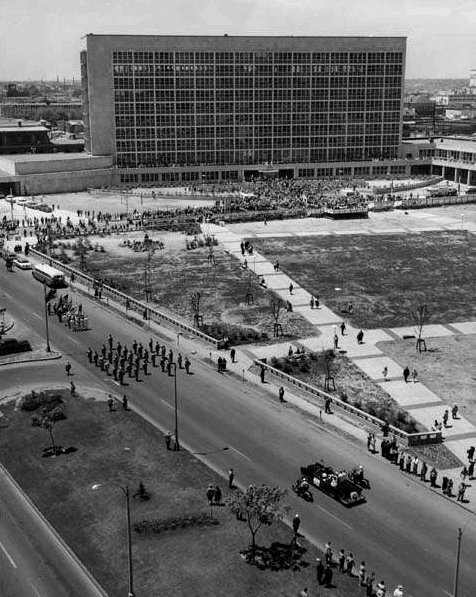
[81, 35, 407, 182]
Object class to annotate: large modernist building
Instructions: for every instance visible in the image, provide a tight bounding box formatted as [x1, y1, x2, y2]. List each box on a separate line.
[81, 35, 408, 183]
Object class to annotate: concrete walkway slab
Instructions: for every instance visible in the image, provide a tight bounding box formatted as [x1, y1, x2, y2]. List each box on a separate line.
[377, 380, 442, 407]
[249, 342, 300, 360]
[294, 304, 342, 325]
[442, 437, 476, 464]
[265, 274, 295, 290]
[333, 229, 370, 235]
[357, 356, 404, 380]
[409, 405, 475, 436]
[449, 321, 476, 335]
[371, 228, 409, 234]
[295, 231, 331, 236]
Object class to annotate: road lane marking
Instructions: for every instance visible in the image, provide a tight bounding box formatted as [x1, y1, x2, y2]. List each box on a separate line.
[228, 445, 252, 462]
[0, 542, 17, 568]
[29, 582, 43, 597]
[160, 399, 173, 410]
[314, 504, 353, 530]
[68, 337, 79, 345]
[32, 314, 42, 321]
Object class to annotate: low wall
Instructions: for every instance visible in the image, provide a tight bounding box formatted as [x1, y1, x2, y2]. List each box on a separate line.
[398, 195, 476, 209]
[372, 176, 443, 195]
[255, 359, 442, 446]
[29, 248, 222, 349]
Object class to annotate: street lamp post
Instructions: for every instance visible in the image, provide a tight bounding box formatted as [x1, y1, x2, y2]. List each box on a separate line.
[43, 284, 51, 352]
[453, 527, 462, 597]
[92, 483, 135, 597]
[172, 362, 180, 450]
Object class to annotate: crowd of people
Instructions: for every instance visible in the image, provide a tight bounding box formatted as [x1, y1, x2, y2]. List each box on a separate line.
[86, 334, 191, 386]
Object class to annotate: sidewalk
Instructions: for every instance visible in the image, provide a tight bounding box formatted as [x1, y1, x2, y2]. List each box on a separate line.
[208, 222, 476, 511]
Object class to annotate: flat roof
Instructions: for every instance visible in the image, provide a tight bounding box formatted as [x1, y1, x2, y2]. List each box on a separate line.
[435, 137, 476, 152]
[0, 126, 49, 133]
[0, 152, 98, 162]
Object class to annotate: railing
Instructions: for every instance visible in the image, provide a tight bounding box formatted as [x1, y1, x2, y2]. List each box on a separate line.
[372, 176, 443, 195]
[398, 195, 476, 209]
[254, 359, 442, 446]
[29, 248, 222, 349]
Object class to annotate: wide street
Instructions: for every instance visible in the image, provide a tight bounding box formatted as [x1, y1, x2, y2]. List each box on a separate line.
[1, 260, 475, 597]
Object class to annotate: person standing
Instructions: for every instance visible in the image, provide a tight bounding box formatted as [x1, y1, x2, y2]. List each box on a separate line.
[165, 432, 172, 450]
[107, 395, 114, 412]
[65, 361, 72, 376]
[325, 397, 332, 414]
[393, 585, 404, 597]
[333, 334, 339, 349]
[345, 552, 355, 576]
[359, 562, 367, 587]
[228, 468, 235, 488]
[122, 395, 128, 410]
[357, 329, 364, 344]
[338, 549, 345, 572]
[403, 366, 410, 383]
[412, 368, 418, 383]
[230, 348, 236, 363]
[260, 366, 265, 383]
[279, 387, 285, 403]
[184, 357, 191, 374]
[442, 409, 449, 428]
[316, 558, 325, 584]
[340, 321, 346, 336]
[376, 580, 386, 597]
[289, 282, 294, 295]
[382, 365, 388, 381]
[292, 513, 301, 536]
[324, 542, 333, 566]
[310, 296, 315, 310]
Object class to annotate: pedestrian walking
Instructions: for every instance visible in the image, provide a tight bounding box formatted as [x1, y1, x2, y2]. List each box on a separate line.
[467, 445, 475, 461]
[107, 395, 114, 412]
[443, 409, 449, 427]
[310, 296, 315, 309]
[382, 365, 388, 381]
[460, 466, 469, 481]
[184, 357, 191, 374]
[403, 366, 410, 383]
[230, 348, 236, 363]
[289, 282, 294, 295]
[315, 295, 320, 308]
[412, 368, 418, 383]
[325, 397, 332, 414]
[292, 513, 301, 536]
[122, 395, 128, 410]
[228, 468, 235, 488]
[70, 381, 76, 396]
[357, 329, 364, 344]
[214, 485, 222, 505]
[279, 386, 285, 403]
[340, 321, 346, 336]
[65, 361, 72, 376]
[333, 333, 339, 349]
[451, 404, 459, 419]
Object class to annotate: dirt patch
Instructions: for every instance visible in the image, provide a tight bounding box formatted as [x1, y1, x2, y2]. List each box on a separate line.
[251, 231, 476, 329]
[378, 334, 476, 427]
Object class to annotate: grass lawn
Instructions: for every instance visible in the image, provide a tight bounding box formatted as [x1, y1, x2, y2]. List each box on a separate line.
[378, 334, 476, 427]
[251, 231, 476, 329]
[56, 232, 315, 344]
[0, 388, 367, 597]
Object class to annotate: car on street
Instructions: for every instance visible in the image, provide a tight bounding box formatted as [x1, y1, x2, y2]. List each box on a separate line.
[0, 338, 32, 356]
[13, 256, 33, 270]
[300, 461, 366, 506]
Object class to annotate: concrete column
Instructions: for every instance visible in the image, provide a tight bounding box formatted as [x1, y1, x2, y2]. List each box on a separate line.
[442, 165, 445, 179]
[454, 168, 458, 183]
[467, 170, 471, 185]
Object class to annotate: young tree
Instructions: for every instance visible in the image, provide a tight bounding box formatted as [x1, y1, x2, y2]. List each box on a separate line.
[413, 304, 430, 353]
[227, 484, 289, 562]
[270, 298, 285, 337]
[190, 291, 203, 328]
[321, 348, 336, 391]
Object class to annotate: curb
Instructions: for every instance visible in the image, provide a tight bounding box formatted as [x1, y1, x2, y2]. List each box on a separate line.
[0, 351, 62, 367]
[0, 464, 109, 597]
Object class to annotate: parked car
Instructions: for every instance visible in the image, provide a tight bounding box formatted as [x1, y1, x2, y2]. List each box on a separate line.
[0, 338, 32, 356]
[13, 256, 33, 270]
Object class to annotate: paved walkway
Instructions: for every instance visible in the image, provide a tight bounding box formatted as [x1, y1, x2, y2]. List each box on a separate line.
[207, 221, 476, 508]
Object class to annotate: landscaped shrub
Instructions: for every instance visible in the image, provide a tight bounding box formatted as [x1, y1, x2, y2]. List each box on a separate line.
[20, 391, 63, 412]
[134, 512, 219, 535]
[200, 321, 262, 345]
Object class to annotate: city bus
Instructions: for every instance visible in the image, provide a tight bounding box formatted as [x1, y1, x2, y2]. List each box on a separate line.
[32, 264, 68, 288]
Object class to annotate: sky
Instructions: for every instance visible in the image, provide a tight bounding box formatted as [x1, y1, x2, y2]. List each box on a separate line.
[1, 0, 475, 81]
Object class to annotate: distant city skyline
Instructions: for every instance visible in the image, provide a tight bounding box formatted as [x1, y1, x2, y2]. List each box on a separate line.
[1, 0, 475, 81]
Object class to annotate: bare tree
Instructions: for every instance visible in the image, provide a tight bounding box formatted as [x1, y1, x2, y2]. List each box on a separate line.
[270, 298, 285, 337]
[190, 291, 203, 328]
[413, 304, 430, 353]
[143, 248, 156, 302]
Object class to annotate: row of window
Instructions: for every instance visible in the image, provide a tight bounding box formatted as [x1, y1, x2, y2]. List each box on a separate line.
[114, 88, 401, 102]
[112, 51, 404, 65]
[116, 146, 400, 167]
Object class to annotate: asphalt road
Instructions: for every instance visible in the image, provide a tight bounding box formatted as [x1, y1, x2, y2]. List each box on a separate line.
[1, 262, 475, 597]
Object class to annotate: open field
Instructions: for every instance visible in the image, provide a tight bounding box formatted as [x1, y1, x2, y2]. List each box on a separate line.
[378, 334, 476, 427]
[251, 231, 476, 329]
[58, 231, 315, 344]
[0, 388, 366, 597]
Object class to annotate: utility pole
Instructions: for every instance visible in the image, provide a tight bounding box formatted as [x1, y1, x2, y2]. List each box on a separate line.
[453, 527, 462, 597]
